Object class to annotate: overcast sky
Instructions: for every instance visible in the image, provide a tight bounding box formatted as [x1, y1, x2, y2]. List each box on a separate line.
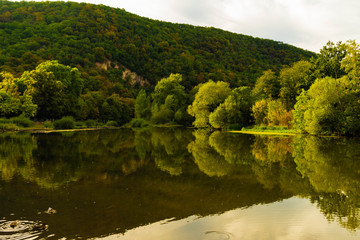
[11, 0, 360, 52]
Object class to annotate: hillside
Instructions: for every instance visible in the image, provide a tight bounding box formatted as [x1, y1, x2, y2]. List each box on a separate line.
[0, 0, 316, 90]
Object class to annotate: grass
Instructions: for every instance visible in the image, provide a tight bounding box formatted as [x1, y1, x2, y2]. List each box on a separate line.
[229, 125, 299, 136]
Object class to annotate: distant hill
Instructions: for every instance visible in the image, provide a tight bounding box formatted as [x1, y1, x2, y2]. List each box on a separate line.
[0, 0, 316, 89]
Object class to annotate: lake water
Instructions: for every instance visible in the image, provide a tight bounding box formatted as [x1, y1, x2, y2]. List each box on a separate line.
[0, 128, 360, 240]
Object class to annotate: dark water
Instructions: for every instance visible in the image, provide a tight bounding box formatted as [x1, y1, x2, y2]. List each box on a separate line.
[0, 128, 360, 239]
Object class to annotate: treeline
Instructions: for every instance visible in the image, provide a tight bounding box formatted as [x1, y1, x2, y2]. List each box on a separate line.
[133, 40, 360, 136]
[0, 0, 314, 90]
[1, 41, 359, 136]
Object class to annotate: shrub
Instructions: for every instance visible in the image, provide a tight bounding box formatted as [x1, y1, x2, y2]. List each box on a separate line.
[53, 116, 75, 129]
[43, 121, 53, 128]
[10, 114, 33, 127]
[85, 119, 98, 127]
[75, 121, 86, 128]
[129, 118, 151, 128]
[105, 120, 118, 127]
[0, 118, 10, 124]
[0, 123, 19, 132]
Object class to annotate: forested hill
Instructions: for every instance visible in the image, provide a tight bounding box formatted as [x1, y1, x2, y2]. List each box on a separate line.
[0, 0, 315, 89]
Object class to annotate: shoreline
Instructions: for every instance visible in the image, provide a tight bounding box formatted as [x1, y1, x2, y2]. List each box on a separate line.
[227, 130, 298, 136]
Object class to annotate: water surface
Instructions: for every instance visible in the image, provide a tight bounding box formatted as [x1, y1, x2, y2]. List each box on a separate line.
[0, 128, 360, 239]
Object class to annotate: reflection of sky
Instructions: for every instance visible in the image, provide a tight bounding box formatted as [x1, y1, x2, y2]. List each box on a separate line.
[97, 197, 360, 240]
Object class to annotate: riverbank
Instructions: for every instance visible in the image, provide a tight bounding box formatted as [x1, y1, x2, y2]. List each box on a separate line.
[228, 126, 298, 136]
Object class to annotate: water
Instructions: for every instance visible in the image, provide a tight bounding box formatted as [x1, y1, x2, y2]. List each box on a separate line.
[0, 128, 360, 239]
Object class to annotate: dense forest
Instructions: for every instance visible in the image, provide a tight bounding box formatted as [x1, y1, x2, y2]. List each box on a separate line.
[0, 0, 314, 88]
[1, 1, 359, 136]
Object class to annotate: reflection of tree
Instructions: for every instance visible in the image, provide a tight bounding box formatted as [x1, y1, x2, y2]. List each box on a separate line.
[3, 128, 360, 232]
[134, 129, 152, 160]
[188, 130, 232, 177]
[252, 136, 293, 164]
[311, 193, 360, 231]
[75, 129, 142, 176]
[150, 128, 193, 176]
[0, 130, 146, 188]
[294, 136, 360, 230]
[0, 132, 37, 181]
[250, 135, 305, 191]
[294, 137, 360, 196]
[209, 131, 254, 165]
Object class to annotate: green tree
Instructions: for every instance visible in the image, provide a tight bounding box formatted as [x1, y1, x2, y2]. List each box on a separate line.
[151, 73, 189, 124]
[101, 93, 131, 126]
[0, 71, 37, 117]
[20, 61, 83, 119]
[252, 70, 280, 100]
[312, 41, 347, 79]
[341, 40, 360, 81]
[293, 77, 344, 135]
[252, 99, 268, 126]
[187, 81, 231, 128]
[252, 98, 293, 128]
[209, 87, 253, 129]
[279, 60, 312, 109]
[135, 89, 151, 119]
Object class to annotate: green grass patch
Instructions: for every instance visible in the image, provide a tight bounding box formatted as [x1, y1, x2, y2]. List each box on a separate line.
[229, 125, 298, 136]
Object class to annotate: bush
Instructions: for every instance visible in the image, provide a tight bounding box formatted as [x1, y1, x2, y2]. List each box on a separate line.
[53, 116, 76, 129]
[43, 120, 53, 128]
[105, 120, 118, 127]
[129, 118, 151, 128]
[0, 123, 19, 132]
[85, 119, 98, 127]
[0, 118, 10, 124]
[75, 121, 86, 128]
[10, 114, 33, 127]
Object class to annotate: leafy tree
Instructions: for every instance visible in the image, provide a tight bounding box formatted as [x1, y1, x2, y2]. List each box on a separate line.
[312, 41, 347, 79]
[77, 91, 103, 120]
[279, 60, 312, 109]
[252, 99, 268, 126]
[187, 81, 231, 128]
[341, 40, 360, 81]
[252, 98, 292, 127]
[293, 77, 344, 135]
[20, 60, 83, 119]
[135, 89, 151, 119]
[293, 41, 360, 135]
[151, 73, 189, 124]
[100, 93, 131, 126]
[209, 87, 253, 129]
[266, 99, 293, 128]
[0, 71, 37, 117]
[252, 70, 280, 100]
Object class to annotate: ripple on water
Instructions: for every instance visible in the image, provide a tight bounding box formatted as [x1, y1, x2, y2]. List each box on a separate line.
[0, 220, 48, 240]
[204, 231, 233, 240]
